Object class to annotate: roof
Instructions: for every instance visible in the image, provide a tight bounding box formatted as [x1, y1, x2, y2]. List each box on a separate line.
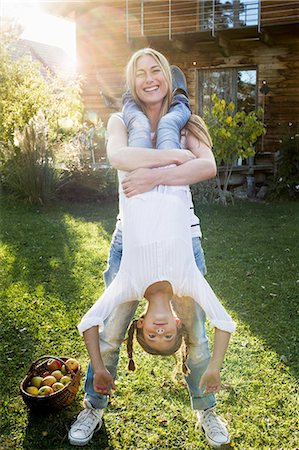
[9, 39, 74, 77]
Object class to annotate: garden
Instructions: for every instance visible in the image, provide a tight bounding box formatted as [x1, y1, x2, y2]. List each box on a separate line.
[0, 25, 298, 450]
[0, 199, 298, 449]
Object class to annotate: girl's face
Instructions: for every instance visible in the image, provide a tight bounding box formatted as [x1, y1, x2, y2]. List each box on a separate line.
[134, 55, 169, 107]
[137, 311, 181, 351]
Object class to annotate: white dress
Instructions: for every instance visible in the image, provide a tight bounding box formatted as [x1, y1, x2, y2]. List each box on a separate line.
[78, 183, 236, 335]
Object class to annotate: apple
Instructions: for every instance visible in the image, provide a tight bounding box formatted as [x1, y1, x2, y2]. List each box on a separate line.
[52, 382, 64, 392]
[30, 376, 43, 388]
[38, 386, 53, 396]
[61, 364, 67, 375]
[42, 371, 51, 378]
[47, 358, 62, 372]
[51, 370, 63, 381]
[41, 375, 57, 386]
[65, 358, 79, 372]
[60, 375, 71, 386]
[26, 386, 39, 396]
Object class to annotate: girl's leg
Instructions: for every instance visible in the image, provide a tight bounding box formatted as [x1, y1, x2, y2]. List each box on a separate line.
[156, 98, 191, 149]
[122, 92, 152, 148]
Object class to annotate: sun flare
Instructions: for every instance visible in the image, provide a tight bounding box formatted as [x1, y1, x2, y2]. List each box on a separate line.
[1, 1, 76, 68]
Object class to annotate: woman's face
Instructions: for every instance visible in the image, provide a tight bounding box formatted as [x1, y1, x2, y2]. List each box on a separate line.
[134, 54, 169, 107]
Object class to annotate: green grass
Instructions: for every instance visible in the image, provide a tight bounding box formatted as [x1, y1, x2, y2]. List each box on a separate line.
[0, 197, 298, 450]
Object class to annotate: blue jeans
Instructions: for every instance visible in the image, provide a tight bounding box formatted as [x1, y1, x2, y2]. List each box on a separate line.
[84, 228, 216, 411]
[122, 93, 191, 149]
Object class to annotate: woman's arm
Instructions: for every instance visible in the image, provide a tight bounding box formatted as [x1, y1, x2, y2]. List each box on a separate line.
[107, 115, 195, 171]
[83, 326, 116, 395]
[199, 329, 231, 394]
[122, 132, 217, 197]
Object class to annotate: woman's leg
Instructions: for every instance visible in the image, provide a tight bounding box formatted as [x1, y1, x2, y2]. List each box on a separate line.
[172, 237, 216, 411]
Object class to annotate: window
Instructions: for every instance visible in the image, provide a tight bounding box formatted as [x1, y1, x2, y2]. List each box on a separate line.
[198, 67, 257, 165]
[198, 67, 257, 115]
[200, 0, 259, 31]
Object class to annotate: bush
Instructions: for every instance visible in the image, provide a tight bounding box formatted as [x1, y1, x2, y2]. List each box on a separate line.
[54, 117, 117, 202]
[0, 112, 63, 204]
[191, 179, 218, 204]
[268, 133, 299, 199]
[204, 94, 265, 205]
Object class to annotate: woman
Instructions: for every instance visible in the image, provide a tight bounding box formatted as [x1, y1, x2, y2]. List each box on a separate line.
[69, 49, 233, 449]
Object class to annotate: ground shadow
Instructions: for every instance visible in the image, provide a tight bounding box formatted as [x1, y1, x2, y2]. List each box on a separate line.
[199, 201, 299, 379]
[22, 403, 113, 449]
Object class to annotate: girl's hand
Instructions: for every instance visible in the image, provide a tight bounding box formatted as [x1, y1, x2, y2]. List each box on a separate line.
[199, 368, 221, 394]
[93, 368, 116, 395]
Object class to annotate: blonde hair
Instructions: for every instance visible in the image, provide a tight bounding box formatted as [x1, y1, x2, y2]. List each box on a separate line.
[125, 48, 172, 120]
[126, 319, 190, 375]
[186, 114, 213, 148]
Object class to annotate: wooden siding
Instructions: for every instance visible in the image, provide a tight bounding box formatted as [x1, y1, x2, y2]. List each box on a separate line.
[75, 1, 299, 175]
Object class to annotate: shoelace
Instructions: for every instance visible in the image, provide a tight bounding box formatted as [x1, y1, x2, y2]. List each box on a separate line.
[201, 410, 227, 435]
[72, 409, 100, 432]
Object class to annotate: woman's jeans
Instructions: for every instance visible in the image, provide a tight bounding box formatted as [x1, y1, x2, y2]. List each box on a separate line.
[84, 228, 216, 411]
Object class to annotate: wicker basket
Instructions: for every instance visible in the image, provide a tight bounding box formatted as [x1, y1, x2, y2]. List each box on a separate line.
[20, 355, 81, 410]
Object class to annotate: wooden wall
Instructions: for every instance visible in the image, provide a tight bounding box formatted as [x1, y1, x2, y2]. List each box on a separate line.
[76, 1, 299, 162]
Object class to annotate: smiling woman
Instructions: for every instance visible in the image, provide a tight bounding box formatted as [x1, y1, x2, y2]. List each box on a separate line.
[1, 1, 76, 69]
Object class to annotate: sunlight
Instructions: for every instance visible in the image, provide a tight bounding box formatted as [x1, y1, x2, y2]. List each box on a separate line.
[1, 1, 76, 69]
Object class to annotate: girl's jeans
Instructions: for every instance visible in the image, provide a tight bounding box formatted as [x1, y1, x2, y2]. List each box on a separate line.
[84, 228, 216, 411]
[122, 93, 191, 149]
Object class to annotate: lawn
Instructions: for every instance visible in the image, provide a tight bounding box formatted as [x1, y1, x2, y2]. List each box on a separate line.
[0, 197, 298, 450]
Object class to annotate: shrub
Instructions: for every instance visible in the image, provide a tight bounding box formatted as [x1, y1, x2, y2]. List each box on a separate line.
[204, 94, 265, 205]
[0, 112, 63, 204]
[54, 117, 117, 202]
[268, 133, 299, 199]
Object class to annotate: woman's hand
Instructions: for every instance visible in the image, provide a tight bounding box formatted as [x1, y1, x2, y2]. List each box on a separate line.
[122, 168, 159, 197]
[199, 368, 221, 394]
[93, 368, 116, 395]
[175, 149, 196, 165]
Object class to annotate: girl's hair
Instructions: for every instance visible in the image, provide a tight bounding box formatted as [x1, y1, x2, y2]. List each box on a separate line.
[125, 47, 172, 120]
[127, 319, 190, 375]
[185, 114, 213, 148]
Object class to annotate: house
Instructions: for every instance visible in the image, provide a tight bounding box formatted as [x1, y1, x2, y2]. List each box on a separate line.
[9, 38, 75, 78]
[44, 0, 299, 186]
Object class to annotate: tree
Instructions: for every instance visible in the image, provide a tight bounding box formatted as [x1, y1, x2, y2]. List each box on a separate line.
[0, 24, 83, 144]
[204, 94, 265, 205]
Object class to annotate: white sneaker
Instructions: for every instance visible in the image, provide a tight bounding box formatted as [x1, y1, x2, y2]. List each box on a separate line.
[68, 401, 103, 446]
[197, 408, 230, 448]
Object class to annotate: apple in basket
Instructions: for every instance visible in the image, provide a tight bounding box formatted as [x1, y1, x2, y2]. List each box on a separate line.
[26, 386, 39, 396]
[51, 370, 63, 381]
[38, 386, 53, 396]
[30, 376, 43, 388]
[47, 358, 62, 372]
[65, 358, 79, 372]
[60, 375, 71, 386]
[52, 382, 64, 392]
[41, 375, 57, 386]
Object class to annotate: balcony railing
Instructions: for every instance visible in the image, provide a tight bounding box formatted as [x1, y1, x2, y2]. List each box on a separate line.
[126, 0, 260, 40]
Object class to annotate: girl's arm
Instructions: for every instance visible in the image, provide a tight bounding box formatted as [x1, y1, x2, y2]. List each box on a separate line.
[107, 114, 195, 171]
[199, 329, 231, 394]
[83, 326, 116, 395]
[121, 131, 217, 197]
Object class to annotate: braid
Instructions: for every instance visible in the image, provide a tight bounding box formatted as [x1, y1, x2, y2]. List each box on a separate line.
[181, 333, 190, 375]
[127, 320, 137, 371]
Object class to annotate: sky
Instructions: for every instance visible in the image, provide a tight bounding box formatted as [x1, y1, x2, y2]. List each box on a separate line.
[0, 1, 76, 64]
